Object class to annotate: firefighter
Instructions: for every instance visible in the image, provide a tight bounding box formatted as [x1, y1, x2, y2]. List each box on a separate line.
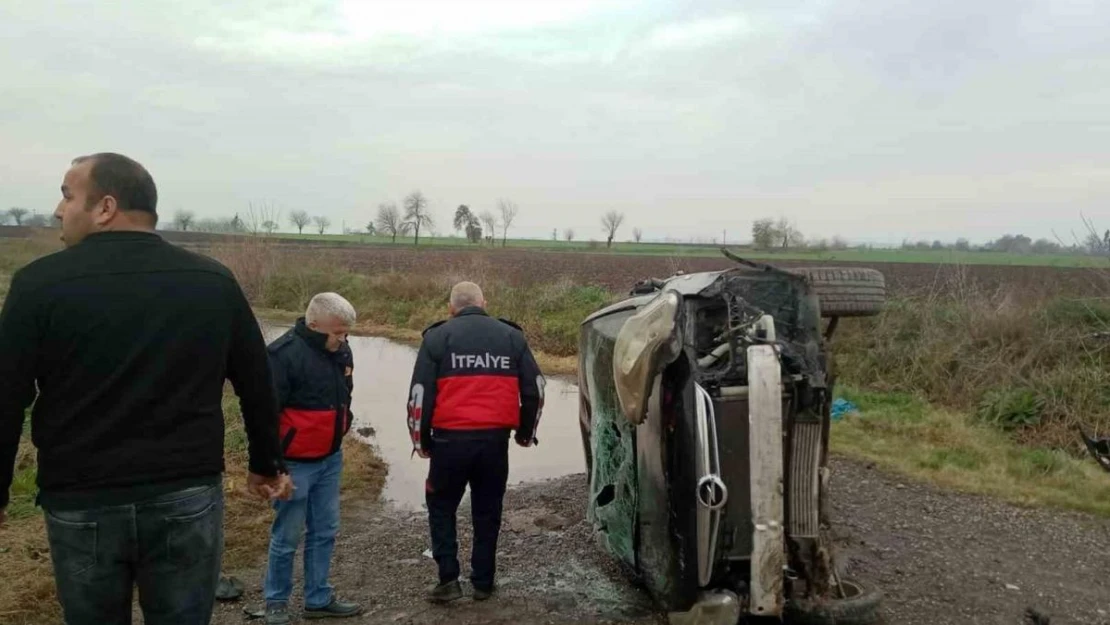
[406, 281, 545, 603]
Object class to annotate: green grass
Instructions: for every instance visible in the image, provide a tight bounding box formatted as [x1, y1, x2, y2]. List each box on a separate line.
[833, 295, 1110, 450]
[254, 265, 617, 357]
[267, 232, 1109, 267]
[831, 387, 1110, 517]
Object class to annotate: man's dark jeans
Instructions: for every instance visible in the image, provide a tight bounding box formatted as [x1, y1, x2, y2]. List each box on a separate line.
[425, 432, 509, 591]
[42, 482, 224, 625]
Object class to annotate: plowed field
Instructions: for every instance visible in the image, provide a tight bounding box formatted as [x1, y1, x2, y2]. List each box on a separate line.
[200, 243, 1108, 299]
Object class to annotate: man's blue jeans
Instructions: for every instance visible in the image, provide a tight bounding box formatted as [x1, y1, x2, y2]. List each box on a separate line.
[42, 482, 224, 625]
[264, 450, 342, 608]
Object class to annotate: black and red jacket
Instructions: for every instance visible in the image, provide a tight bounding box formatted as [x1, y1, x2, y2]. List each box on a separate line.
[406, 306, 544, 454]
[268, 318, 354, 461]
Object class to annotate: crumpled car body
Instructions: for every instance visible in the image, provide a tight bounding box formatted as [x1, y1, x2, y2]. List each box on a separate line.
[577, 257, 884, 622]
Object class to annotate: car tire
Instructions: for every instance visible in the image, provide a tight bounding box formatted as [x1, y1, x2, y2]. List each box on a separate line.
[783, 577, 882, 625]
[790, 267, 886, 318]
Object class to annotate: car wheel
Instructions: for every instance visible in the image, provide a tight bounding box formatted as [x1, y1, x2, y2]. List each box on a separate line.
[790, 267, 886, 318]
[783, 577, 882, 625]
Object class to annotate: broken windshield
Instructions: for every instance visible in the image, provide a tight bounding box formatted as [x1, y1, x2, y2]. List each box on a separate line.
[581, 308, 639, 568]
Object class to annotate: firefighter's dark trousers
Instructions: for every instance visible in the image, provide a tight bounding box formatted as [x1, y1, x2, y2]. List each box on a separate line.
[425, 430, 510, 591]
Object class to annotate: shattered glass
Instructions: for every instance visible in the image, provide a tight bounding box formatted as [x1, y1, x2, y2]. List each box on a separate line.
[583, 309, 639, 568]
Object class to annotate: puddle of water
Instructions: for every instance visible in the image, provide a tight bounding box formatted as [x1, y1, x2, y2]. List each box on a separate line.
[261, 323, 585, 509]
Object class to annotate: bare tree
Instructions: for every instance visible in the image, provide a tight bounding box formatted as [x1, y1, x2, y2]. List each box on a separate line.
[601, 210, 625, 248]
[376, 202, 409, 243]
[262, 220, 279, 234]
[244, 201, 282, 236]
[290, 209, 311, 235]
[313, 215, 331, 235]
[564, 228, 575, 242]
[173, 209, 195, 231]
[403, 190, 434, 245]
[479, 211, 498, 245]
[774, 217, 805, 249]
[1079, 213, 1108, 256]
[8, 207, 28, 226]
[632, 227, 643, 243]
[497, 198, 518, 247]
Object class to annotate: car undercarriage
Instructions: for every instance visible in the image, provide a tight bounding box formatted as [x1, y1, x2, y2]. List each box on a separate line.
[577, 251, 886, 624]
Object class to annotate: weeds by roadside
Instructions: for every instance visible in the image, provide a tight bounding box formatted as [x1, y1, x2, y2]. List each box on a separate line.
[211, 242, 617, 357]
[0, 233, 62, 303]
[832, 289, 1110, 451]
[831, 387, 1110, 517]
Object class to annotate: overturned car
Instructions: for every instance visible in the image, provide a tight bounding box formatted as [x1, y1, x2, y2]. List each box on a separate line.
[577, 251, 885, 624]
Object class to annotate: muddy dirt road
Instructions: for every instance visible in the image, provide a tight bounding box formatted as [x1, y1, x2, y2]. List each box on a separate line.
[828, 459, 1110, 625]
[212, 473, 661, 625]
[220, 329, 1110, 625]
[209, 460, 1110, 625]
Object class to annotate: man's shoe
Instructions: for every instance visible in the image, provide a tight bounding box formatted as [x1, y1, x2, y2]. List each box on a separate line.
[428, 580, 463, 603]
[303, 596, 363, 619]
[265, 603, 291, 625]
[472, 585, 494, 601]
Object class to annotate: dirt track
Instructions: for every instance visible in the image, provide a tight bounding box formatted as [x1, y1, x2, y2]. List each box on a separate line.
[210, 457, 1110, 625]
[828, 459, 1110, 625]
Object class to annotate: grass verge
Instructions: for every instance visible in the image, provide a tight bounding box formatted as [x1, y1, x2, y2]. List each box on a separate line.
[831, 387, 1110, 517]
[833, 292, 1110, 451]
[0, 387, 387, 625]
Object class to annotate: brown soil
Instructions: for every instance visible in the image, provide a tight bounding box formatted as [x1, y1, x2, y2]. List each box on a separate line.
[209, 456, 1110, 625]
[171, 236, 1110, 300]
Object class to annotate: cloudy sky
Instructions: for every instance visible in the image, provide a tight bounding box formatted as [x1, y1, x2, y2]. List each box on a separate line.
[1, 0, 1106, 245]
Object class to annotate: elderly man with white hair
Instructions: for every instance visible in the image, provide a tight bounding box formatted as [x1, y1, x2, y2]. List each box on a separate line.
[407, 281, 545, 603]
[259, 292, 363, 623]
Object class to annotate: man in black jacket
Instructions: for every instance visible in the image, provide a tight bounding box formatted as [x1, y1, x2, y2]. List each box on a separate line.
[406, 281, 545, 603]
[261, 292, 362, 624]
[0, 153, 291, 625]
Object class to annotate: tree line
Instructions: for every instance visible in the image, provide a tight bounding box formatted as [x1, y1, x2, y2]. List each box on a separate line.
[2, 207, 52, 227]
[156, 195, 645, 249]
[6, 192, 1102, 258]
[21, 197, 1097, 257]
[747, 216, 1109, 257]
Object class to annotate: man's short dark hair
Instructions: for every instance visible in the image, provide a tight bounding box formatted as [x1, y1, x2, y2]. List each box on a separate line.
[72, 153, 158, 220]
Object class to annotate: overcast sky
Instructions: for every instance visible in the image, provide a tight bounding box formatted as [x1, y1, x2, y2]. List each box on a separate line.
[1, 0, 1106, 245]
